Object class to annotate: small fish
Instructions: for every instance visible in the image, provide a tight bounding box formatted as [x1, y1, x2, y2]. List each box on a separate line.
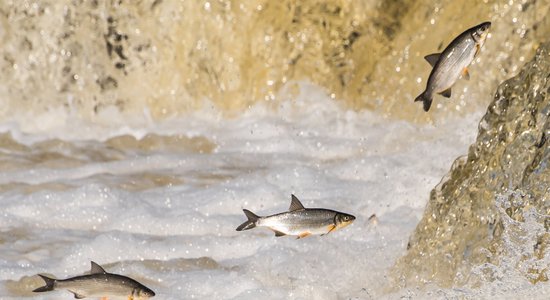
[236, 194, 355, 239]
[415, 21, 491, 111]
[33, 261, 155, 299]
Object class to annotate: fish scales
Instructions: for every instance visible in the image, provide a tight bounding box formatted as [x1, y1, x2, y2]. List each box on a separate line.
[56, 274, 143, 296]
[260, 210, 337, 229]
[33, 261, 155, 299]
[430, 38, 476, 92]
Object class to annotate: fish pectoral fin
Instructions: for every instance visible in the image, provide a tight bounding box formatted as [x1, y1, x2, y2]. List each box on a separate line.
[439, 88, 452, 98]
[274, 230, 286, 237]
[326, 224, 337, 234]
[321, 224, 337, 236]
[424, 53, 441, 67]
[296, 232, 311, 239]
[462, 67, 470, 80]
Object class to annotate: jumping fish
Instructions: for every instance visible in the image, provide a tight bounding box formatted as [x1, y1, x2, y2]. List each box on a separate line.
[33, 261, 155, 299]
[415, 21, 491, 111]
[236, 194, 355, 239]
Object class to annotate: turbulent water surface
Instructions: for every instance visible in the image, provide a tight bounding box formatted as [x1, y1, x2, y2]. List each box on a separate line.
[1, 0, 550, 299]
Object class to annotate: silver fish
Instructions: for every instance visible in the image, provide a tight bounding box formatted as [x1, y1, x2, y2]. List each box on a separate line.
[33, 261, 155, 299]
[415, 21, 491, 111]
[236, 194, 355, 239]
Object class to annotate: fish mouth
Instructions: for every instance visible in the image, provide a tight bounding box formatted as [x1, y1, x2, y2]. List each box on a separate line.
[140, 289, 156, 298]
[474, 22, 491, 45]
[338, 216, 356, 228]
[475, 21, 491, 35]
[481, 21, 491, 30]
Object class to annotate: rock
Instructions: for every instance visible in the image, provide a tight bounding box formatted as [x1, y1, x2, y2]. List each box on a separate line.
[395, 41, 550, 288]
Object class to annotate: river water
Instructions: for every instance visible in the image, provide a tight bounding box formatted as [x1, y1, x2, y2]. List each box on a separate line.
[0, 0, 549, 299]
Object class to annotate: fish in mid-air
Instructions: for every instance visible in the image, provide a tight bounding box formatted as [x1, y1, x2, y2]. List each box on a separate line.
[236, 194, 356, 239]
[415, 21, 491, 111]
[33, 261, 155, 299]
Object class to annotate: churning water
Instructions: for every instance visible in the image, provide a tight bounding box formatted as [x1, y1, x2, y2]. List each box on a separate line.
[0, 0, 549, 299]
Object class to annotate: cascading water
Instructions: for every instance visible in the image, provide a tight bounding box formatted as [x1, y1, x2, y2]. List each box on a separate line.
[0, 1, 549, 299]
[0, 0, 547, 129]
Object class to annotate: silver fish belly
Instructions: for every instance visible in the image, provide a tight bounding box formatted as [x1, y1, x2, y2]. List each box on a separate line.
[259, 209, 339, 235]
[428, 38, 477, 94]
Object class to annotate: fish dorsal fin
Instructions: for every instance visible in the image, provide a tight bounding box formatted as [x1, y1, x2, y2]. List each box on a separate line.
[289, 194, 305, 211]
[424, 53, 441, 67]
[90, 261, 107, 274]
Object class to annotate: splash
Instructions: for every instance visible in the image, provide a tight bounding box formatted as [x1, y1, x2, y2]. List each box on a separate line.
[395, 41, 550, 288]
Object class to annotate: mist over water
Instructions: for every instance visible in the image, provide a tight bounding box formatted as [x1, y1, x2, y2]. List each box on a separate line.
[0, 0, 550, 299]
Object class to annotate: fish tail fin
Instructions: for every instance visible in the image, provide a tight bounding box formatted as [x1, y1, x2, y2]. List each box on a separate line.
[33, 274, 56, 292]
[414, 92, 433, 112]
[236, 209, 260, 231]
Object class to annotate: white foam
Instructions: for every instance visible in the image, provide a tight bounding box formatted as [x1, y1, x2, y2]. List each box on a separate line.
[0, 83, 490, 299]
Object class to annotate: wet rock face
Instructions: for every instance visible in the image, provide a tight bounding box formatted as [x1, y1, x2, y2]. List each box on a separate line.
[396, 42, 550, 287]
